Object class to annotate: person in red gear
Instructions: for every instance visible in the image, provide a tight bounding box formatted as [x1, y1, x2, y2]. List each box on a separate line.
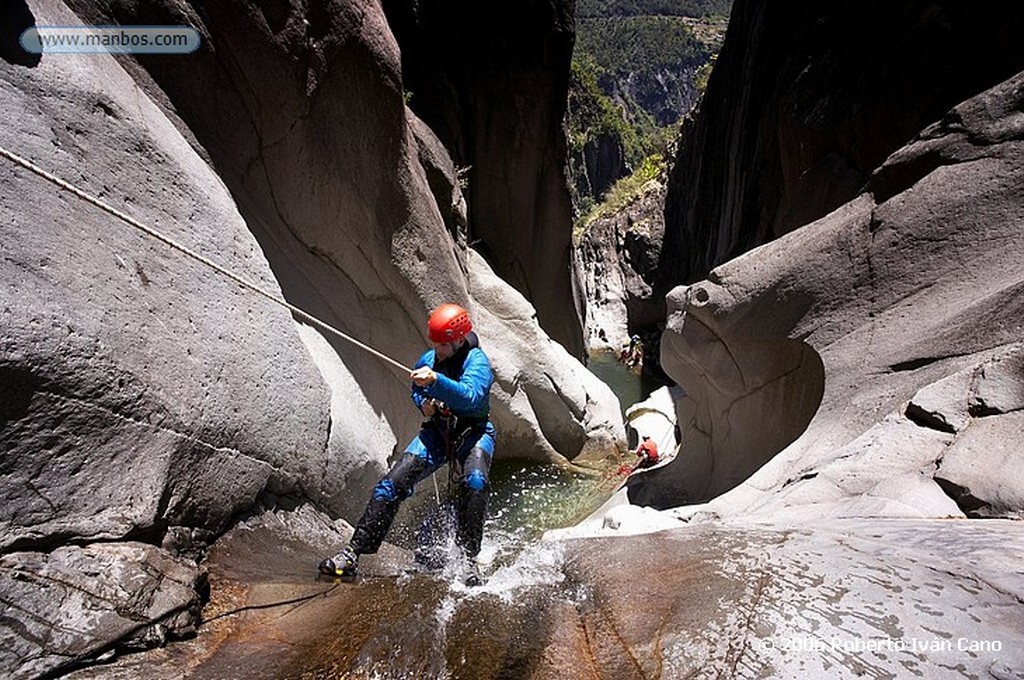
[319, 303, 495, 586]
[634, 435, 659, 470]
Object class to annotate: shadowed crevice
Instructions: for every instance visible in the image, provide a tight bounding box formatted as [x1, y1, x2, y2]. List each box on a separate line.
[933, 476, 989, 517]
[0, 0, 41, 68]
[629, 335, 826, 509]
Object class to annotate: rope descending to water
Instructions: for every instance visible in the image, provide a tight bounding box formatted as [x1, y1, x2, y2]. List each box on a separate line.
[0, 144, 413, 375]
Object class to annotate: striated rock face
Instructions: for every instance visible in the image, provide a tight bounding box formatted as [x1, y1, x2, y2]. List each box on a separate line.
[660, 0, 1024, 291]
[645, 71, 1024, 520]
[382, 0, 585, 357]
[572, 131, 628, 204]
[620, 64, 704, 127]
[0, 543, 204, 678]
[0, 0, 623, 674]
[577, 180, 665, 352]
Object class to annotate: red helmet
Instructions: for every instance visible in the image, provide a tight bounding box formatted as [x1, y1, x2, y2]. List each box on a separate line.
[428, 303, 472, 343]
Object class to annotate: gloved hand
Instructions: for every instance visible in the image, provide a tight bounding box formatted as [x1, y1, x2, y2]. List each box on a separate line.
[411, 366, 437, 387]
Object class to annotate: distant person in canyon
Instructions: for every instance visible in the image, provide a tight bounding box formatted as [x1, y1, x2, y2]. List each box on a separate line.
[619, 334, 643, 368]
[633, 435, 660, 470]
[318, 303, 496, 586]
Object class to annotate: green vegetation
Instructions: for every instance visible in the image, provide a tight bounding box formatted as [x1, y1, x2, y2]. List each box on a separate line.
[590, 154, 666, 224]
[573, 153, 668, 244]
[568, 55, 650, 167]
[568, 0, 731, 227]
[693, 55, 716, 96]
[577, 0, 732, 19]
[576, 16, 711, 77]
[567, 55, 646, 224]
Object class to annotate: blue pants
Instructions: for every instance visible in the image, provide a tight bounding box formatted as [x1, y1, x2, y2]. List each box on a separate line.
[350, 421, 495, 557]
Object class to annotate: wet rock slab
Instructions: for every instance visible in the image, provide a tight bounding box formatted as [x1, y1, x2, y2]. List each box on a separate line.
[63, 506, 579, 679]
[62, 514, 1024, 679]
[556, 519, 1024, 679]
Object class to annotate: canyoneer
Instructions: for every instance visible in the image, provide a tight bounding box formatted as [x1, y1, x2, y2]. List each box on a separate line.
[319, 303, 496, 586]
[633, 435, 659, 471]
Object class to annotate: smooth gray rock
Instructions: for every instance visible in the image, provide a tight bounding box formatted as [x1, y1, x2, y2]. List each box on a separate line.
[2, 0, 623, 536]
[556, 519, 1024, 679]
[649, 70, 1024, 520]
[905, 367, 975, 434]
[971, 346, 1024, 416]
[1, 0, 330, 553]
[902, 345, 1024, 517]
[937, 412, 1024, 519]
[49, 0, 622, 472]
[660, 0, 1024, 293]
[468, 249, 624, 466]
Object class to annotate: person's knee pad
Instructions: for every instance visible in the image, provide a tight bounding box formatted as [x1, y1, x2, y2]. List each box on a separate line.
[372, 478, 400, 502]
[463, 469, 488, 492]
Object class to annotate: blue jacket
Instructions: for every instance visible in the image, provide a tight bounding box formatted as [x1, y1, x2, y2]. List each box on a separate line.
[411, 336, 493, 420]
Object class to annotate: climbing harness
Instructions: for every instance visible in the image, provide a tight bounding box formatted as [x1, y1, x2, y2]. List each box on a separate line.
[437, 402, 459, 491]
[424, 398, 457, 504]
[423, 399, 485, 509]
[0, 144, 413, 375]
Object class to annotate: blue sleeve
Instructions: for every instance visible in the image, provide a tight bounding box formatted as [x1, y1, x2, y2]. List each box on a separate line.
[410, 350, 434, 410]
[421, 348, 493, 416]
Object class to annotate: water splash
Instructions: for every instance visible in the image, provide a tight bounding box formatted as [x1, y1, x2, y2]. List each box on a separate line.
[377, 457, 617, 670]
[465, 539, 567, 602]
[427, 535, 569, 641]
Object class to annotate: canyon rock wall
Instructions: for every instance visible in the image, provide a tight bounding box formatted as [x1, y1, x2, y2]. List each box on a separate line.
[660, 0, 1024, 292]
[383, 0, 585, 357]
[643, 71, 1024, 520]
[577, 179, 665, 352]
[0, 0, 623, 675]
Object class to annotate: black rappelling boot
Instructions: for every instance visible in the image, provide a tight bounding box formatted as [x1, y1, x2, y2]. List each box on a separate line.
[318, 496, 400, 579]
[318, 545, 359, 579]
[349, 496, 402, 555]
[456, 487, 488, 586]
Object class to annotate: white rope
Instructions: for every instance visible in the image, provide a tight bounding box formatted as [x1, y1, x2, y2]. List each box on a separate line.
[431, 472, 441, 504]
[0, 144, 413, 375]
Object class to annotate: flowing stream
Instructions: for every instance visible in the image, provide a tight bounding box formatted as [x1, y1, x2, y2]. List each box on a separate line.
[158, 353, 650, 680]
[386, 456, 621, 587]
[583, 349, 655, 416]
[288, 462, 624, 679]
